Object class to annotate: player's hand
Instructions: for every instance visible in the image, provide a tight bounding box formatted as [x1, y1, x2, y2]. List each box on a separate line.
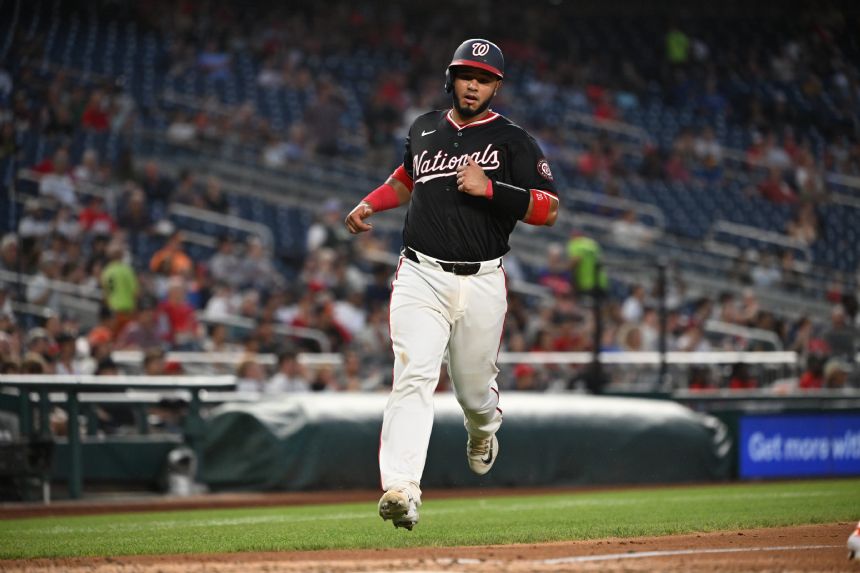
[344, 202, 374, 234]
[456, 158, 490, 197]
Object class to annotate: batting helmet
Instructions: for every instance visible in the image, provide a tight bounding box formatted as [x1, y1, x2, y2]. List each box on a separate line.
[444, 39, 505, 93]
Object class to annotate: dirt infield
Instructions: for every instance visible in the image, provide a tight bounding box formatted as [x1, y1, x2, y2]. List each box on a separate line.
[1, 488, 857, 572]
[2, 523, 854, 572]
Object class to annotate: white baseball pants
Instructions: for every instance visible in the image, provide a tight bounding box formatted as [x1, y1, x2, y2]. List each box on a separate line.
[380, 248, 505, 494]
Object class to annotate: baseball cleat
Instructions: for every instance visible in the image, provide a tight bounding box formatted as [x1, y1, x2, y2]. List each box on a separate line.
[378, 488, 420, 530]
[467, 433, 498, 475]
[848, 521, 860, 560]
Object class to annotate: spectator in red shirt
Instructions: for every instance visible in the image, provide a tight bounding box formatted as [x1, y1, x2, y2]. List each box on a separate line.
[79, 195, 117, 235]
[688, 365, 716, 391]
[157, 277, 200, 350]
[757, 167, 797, 203]
[593, 94, 618, 121]
[798, 355, 825, 390]
[577, 142, 609, 180]
[727, 362, 757, 390]
[80, 91, 110, 132]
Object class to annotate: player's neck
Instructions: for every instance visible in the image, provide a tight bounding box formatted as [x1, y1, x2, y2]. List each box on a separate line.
[449, 108, 493, 127]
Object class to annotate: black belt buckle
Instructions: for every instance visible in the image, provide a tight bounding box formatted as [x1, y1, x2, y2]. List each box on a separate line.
[443, 262, 481, 275]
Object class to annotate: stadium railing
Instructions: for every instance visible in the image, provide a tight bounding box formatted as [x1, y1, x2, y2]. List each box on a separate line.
[168, 203, 274, 249]
[705, 220, 813, 268]
[0, 374, 235, 500]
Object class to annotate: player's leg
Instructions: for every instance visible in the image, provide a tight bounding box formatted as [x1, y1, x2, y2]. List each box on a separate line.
[446, 268, 506, 473]
[380, 259, 453, 523]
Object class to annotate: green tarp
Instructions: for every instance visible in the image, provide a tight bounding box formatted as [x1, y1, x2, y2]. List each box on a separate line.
[199, 393, 731, 491]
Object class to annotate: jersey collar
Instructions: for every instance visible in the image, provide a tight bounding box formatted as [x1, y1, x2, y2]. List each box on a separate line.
[445, 109, 500, 130]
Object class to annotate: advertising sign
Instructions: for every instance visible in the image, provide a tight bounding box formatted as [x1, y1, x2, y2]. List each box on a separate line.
[739, 414, 860, 478]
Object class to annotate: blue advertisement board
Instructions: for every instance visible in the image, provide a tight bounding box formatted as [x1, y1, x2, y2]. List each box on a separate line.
[739, 414, 860, 479]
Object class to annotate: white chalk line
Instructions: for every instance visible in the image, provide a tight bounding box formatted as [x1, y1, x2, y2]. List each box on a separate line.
[540, 544, 843, 565]
[333, 545, 846, 572]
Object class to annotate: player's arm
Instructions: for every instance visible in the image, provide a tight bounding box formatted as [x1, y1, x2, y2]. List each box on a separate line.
[456, 158, 558, 227]
[344, 165, 413, 234]
[520, 187, 559, 226]
[346, 129, 416, 234]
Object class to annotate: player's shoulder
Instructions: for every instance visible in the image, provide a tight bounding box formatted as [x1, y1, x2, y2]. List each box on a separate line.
[493, 113, 535, 141]
[409, 110, 447, 130]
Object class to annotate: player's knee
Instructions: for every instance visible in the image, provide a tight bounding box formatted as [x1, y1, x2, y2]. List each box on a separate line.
[394, 364, 443, 399]
[454, 386, 496, 414]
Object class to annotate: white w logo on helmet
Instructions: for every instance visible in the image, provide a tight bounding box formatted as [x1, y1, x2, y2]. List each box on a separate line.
[471, 42, 490, 57]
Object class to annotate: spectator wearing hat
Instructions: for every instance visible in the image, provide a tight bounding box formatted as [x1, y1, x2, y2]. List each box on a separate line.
[25, 327, 53, 365]
[823, 359, 851, 389]
[21, 345, 50, 374]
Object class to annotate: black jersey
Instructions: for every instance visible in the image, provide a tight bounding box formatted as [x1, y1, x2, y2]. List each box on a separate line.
[401, 109, 558, 262]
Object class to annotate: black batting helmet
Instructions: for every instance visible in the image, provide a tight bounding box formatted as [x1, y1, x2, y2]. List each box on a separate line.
[444, 38, 505, 93]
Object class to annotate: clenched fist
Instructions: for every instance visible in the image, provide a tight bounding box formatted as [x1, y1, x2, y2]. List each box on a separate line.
[456, 158, 490, 197]
[344, 202, 374, 234]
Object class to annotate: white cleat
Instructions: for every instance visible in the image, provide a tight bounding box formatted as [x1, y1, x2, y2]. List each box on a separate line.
[848, 521, 860, 560]
[378, 488, 420, 531]
[467, 434, 498, 475]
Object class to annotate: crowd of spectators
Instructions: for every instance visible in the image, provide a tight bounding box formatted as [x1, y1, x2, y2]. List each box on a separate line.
[0, 0, 858, 408]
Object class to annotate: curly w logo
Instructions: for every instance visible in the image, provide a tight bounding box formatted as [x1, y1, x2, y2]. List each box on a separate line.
[471, 43, 490, 57]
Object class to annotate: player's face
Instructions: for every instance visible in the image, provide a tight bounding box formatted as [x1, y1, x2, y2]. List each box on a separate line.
[452, 67, 501, 118]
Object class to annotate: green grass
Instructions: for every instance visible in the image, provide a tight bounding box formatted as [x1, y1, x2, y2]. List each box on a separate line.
[1, 479, 858, 559]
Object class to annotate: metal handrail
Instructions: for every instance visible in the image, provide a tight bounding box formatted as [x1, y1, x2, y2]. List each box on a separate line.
[705, 220, 812, 265]
[168, 203, 274, 249]
[569, 189, 666, 228]
[563, 110, 653, 143]
[111, 350, 343, 367]
[498, 351, 799, 365]
[0, 269, 103, 300]
[196, 313, 332, 353]
[704, 320, 784, 351]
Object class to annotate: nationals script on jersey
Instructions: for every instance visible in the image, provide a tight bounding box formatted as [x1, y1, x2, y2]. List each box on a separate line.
[401, 110, 558, 262]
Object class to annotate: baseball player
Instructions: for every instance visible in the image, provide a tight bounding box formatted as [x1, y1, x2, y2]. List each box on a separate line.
[345, 38, 559, 530]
